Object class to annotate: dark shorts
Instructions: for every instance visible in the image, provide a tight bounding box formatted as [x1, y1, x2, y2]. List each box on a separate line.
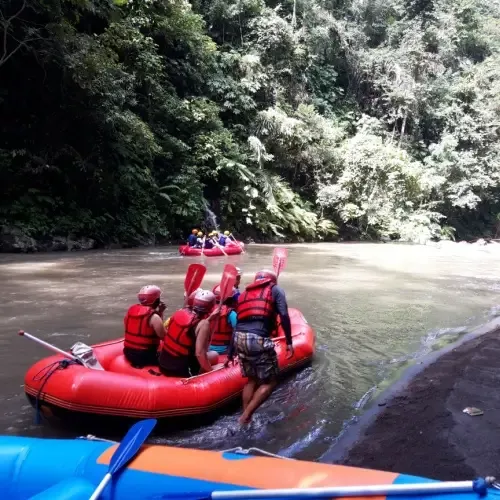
[123, 347, 158, 368]
[158, 351, 200, 378]
[235, 331, 279, 382]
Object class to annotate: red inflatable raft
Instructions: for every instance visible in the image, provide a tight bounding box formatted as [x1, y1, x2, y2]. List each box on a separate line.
[24, 308, 314, 420]
[179, 240, 244, 257]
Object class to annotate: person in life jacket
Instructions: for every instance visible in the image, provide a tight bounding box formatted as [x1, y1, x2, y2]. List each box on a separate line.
[187, 229, 198, 247]
[195, 231, 204, 248]
[123, 285, 167, 368]
[163, 287, 202, 329]
[209, 285, 238, 355]
[218, 230, 229, 246]
[159, 290, 219, 377]
[234, 269, 294, 425]
[204, 233, 214, 250]
[233, 267, 242, 300]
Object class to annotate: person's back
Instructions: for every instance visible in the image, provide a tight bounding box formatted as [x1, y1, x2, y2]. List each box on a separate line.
[209, 285, 237, 354]
[234, 270, 294, 424]
[187, 229, 198, 247]
[123, 285, 167, 368]
[159, 307, 199, 377]
[159, 290, 218, 377]
[218, 234, 227, 246]
[204, 239, 214, 249]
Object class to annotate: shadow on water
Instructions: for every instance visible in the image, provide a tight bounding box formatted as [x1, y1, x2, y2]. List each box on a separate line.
[0, 243, 499, 461]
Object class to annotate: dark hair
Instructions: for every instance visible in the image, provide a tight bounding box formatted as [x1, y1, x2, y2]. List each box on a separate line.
[152, 298, 161, 309]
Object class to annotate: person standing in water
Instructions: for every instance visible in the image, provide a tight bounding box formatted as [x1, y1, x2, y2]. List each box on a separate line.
[234, 269, 294, 424]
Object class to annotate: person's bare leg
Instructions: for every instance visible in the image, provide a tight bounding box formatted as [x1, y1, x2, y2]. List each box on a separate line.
[239, 379, 277, 424]
[242, 378, 258, 412]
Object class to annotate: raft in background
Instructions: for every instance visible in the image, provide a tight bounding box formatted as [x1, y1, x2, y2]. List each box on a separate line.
[179, 240, 244, 257]
[2, 435, 498, 500]
[23, 308, 314, 422]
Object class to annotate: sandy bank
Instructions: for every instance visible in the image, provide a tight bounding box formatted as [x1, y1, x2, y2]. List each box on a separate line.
[330, 317, 500, 480]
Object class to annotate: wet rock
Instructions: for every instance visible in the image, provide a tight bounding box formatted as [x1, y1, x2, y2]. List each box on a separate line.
[0, 227, 37, 253]
[50, 236, 69, 251]
[67, 237, 96, 251]
[474, 238, 487, 246]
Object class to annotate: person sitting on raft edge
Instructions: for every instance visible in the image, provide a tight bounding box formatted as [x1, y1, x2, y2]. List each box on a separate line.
[218, 230, 230, 246]
[123, 285, 167, 368]
[233, 269, 294, 425]
[195, 231, 204, 248]
[187, 229, 198, 247]
[209, 285, 238, 355]
[204, 233, 215, 249]
[159, 290, 219, 377]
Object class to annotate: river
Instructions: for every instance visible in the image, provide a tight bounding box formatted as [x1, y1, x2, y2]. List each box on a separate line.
[1, 242, 499, 461]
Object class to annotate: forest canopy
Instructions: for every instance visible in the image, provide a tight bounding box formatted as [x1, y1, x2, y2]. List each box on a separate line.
[1, 0, 500, 248]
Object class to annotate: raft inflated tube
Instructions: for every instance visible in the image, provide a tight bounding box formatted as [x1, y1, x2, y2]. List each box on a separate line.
[28, 478, 95, 500]
[2, 436, 500, 500]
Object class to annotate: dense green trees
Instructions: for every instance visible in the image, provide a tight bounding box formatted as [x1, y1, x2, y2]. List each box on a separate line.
[1, 0, 500, 248]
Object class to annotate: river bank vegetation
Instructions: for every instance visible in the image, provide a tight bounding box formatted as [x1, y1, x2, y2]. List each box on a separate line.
[1, 0, 500, 250]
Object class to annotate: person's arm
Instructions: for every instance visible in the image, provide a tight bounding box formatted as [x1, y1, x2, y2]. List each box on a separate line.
[226, 310, 238, 361]
[272, 286, 292, 346]
[150, 314, 166, 339]
[195, 319, 213, 372]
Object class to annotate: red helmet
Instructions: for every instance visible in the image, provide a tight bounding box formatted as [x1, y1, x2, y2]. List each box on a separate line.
[184, 287, 202, 307]
[193, 290, 216, 312]
[138, 285, 162, 306]
[254, 269, 277, 283]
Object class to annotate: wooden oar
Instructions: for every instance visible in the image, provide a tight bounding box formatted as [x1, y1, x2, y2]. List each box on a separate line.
[161, 477, 494, 500]
[88, 419, 157, 500]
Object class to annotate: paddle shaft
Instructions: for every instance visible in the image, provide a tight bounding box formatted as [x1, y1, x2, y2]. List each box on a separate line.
[229, 234, 244, 253]
[18, 330, 79, 362]
[211, 481, 477, 500]
[88, 473, 112, 500]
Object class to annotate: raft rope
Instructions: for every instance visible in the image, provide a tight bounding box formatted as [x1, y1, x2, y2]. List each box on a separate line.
[221, 447, 292, 460]
[79, 436, 290, 460]
[32, 359, 79, 424]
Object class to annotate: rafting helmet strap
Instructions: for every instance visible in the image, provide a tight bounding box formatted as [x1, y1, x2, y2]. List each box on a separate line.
[70, 342, 104, 370]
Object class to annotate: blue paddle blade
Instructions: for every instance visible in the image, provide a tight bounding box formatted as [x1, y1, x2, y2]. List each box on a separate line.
[109, 418, 157, 475]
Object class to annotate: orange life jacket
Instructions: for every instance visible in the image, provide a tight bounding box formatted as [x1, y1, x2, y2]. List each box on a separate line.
[124, 304, 160, 351]
[162, 308, 200, 357]
[237, 278, 274, 322]
[210, 305, 234, 346]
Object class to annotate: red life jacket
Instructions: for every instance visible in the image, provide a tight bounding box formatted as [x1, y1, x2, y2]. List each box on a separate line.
[162, 308, 200, 357]
[210, 305, 234, 346]
[237, 278, 275, 322]
[124, 304, 160, 351]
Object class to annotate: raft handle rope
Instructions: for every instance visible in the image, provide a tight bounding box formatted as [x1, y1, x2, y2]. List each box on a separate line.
[221, 447, 292, 460]
[32, 358, 79, 424]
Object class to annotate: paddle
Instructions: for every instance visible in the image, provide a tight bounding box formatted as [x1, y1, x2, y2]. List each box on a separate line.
[217, 264, 237, 312]
[88, 418, 157, 500]
[18, 330, 80, 363]
[229, 233, 245, 253]
[272, 247, 288, 277]
[201, 235, 206, 257]
[184, 263, 207, 306]
[212, 237, 229, 257]
[160, 478, 493, 500]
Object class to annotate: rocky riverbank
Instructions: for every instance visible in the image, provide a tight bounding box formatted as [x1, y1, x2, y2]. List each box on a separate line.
[335, 319, 500, 480]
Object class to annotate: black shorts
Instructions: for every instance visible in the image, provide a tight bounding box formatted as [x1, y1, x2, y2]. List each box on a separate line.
[123, 347, 159, 368]
[158, 352, 200, 378]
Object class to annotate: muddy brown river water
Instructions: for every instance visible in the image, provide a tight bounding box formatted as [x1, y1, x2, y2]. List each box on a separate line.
[1, 242, 499, 461]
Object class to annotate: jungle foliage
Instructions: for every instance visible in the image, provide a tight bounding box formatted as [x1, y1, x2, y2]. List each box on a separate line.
[1, 0, 500, 246]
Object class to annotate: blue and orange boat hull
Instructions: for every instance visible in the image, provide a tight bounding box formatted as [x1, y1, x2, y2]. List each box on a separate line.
[1, 436, 497, 500]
